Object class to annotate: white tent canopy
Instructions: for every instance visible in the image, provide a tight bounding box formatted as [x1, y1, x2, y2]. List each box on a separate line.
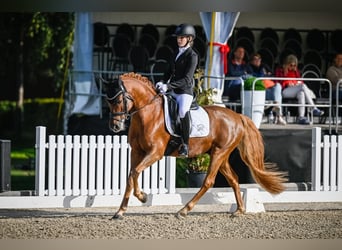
[71, 12, 100, 116]
[200, 12, 240, 103]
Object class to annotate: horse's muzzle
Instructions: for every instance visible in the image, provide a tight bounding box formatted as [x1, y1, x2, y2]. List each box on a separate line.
[109, 119, 126, 133]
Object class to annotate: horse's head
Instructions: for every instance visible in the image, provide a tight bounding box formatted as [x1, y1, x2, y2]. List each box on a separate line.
[105, 78, 133, 133]
[105, 73, 160, 133]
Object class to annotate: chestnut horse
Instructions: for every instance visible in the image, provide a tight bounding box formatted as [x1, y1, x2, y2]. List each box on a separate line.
[106, 72, 287, 219]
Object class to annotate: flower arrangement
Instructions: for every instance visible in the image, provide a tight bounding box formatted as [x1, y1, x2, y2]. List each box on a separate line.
[193, 68, 214, 106]
[186, 153, 210, 173]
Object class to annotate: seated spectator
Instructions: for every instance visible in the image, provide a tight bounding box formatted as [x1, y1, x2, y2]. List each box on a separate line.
[246, 53, 286, 125]
[224, 46, 248, 101]
[326, 52, 342, 101]
[275, 54, 324, 125]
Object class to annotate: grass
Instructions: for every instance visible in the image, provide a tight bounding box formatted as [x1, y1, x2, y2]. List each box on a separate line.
[10, 147, 35, 191]
[0, 99, 62, 191]
[11, 169, 35, 191]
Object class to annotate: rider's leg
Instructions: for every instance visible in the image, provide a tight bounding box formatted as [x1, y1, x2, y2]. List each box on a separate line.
[176, 94, 193, 157]
[179, 111, 190, 157]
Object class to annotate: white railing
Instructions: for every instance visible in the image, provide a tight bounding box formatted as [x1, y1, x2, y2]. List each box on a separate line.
[252, 77, 333, 132]
[34, 126, 176, 197]
[335, 79, 342, 133]
[311, 127, 342, 191]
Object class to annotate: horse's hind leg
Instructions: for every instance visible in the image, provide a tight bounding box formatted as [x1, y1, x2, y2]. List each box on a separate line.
[218, 161, 245, 216]
[176, 149, 227, 219]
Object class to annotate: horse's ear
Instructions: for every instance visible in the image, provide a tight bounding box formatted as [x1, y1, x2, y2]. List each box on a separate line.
[98, 75, 111, 86]
[105, 78, 121, 99]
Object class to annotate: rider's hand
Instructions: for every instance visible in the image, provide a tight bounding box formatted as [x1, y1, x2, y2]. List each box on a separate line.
[156, 82, 168, 94]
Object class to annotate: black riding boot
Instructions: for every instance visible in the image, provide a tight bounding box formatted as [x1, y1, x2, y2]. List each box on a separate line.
[179, 112, 190, 157]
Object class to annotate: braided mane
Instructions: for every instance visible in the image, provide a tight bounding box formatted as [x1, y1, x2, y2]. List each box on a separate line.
[120, 72, 156, 91]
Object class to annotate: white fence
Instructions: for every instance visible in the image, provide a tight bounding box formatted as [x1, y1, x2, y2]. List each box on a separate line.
[312, 127, 342, 191]
[35, 126, 176, 197]
[1, 126, 342, 210]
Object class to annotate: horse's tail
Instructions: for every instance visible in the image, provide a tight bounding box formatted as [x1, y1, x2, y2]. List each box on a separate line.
[237, 115, 288, 194]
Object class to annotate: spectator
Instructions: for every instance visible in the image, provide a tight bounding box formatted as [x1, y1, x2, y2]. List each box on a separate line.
[326, 52, 342, 101]
[224, 46, 248, 101]
[275, 54, 324, 125]
[246, 53, 286, 125]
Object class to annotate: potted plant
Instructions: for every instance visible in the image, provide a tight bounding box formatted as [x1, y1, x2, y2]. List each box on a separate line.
[186, 153, 210, 187]
[182, 69, 212, 187]
[242, 77, 266, 128]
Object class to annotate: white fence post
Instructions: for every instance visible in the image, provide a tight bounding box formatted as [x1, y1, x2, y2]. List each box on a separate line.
[330, 135, 337, 192]
[322, 135, 330, 191]
[166, 157, 176, 194]
[338, 135, 342, 191]
[96, 135, 104, 196]
[48, 135, 56, 196]
[35, 126, 46, 196]
[311, 127, 321, 191]
[72, 135, 81, 196]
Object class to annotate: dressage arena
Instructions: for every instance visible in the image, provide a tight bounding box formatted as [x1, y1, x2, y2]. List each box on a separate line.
[1, 126, 342, 239]
[1, 203, 342, 239]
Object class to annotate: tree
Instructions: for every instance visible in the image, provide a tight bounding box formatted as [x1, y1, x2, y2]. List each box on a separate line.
[0, 12, 74, 137]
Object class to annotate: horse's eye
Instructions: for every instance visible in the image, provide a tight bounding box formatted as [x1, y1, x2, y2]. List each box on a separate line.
[108, 98, 122, 105]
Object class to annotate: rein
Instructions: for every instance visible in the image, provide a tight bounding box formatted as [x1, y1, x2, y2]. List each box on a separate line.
[107, 78, 161, 119]
[128, 94, 161, 117]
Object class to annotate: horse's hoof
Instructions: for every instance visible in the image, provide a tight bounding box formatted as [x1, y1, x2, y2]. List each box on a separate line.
[230, 210, 245, 218]
[111, 213, 124, 220]
[175, 210, 187, 219]
[140, 192, 148, 203]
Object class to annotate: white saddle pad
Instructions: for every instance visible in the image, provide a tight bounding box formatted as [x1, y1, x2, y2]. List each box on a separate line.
[163, 95, 210, 138]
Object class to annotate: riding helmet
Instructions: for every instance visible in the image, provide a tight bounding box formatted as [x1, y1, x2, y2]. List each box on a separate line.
[173, 23, 196, 39]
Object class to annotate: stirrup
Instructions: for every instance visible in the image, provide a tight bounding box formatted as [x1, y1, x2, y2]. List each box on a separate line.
[178, 144, 189, 157]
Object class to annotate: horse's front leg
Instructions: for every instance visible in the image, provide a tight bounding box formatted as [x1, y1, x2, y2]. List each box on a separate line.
[132, 167, 148, 203]
[112, 150, 162, 219]
[112, 167, 148, 220]
[112, 173, 134, 220]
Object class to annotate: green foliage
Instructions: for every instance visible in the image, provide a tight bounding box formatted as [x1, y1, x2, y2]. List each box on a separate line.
[0, 13, 75, 100]
[0, 99, 62, 142]
[187, 153, 210, 173]
[11, 148, 35, 191]
[26, 12, 75, 92]
[11, 147, 35, 160]
[0, 101, 16, 112]
[244, 77, 266, 91]
[28, 13, 54, 62]
[176, 158, 188, 187]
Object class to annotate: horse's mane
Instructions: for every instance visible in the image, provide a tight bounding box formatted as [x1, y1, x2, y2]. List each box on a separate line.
[120, 72, 156, 92]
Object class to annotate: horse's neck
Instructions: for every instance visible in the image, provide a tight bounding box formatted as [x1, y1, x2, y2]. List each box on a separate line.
[125, 80, 162, 114]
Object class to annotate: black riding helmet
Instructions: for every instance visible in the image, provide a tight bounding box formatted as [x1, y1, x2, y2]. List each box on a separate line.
[173, 23, 196, 39]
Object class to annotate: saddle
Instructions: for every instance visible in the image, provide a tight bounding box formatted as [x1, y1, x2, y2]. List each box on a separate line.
[162, 93, 210, 156]
[164, 93, 199, 135]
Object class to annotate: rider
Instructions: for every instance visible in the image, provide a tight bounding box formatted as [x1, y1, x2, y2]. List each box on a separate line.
[156, 23, 199, 157]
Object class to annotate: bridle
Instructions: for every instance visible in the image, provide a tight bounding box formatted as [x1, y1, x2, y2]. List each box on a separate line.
[106, 78, 161, 122]
[106, 79, 132, 122]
